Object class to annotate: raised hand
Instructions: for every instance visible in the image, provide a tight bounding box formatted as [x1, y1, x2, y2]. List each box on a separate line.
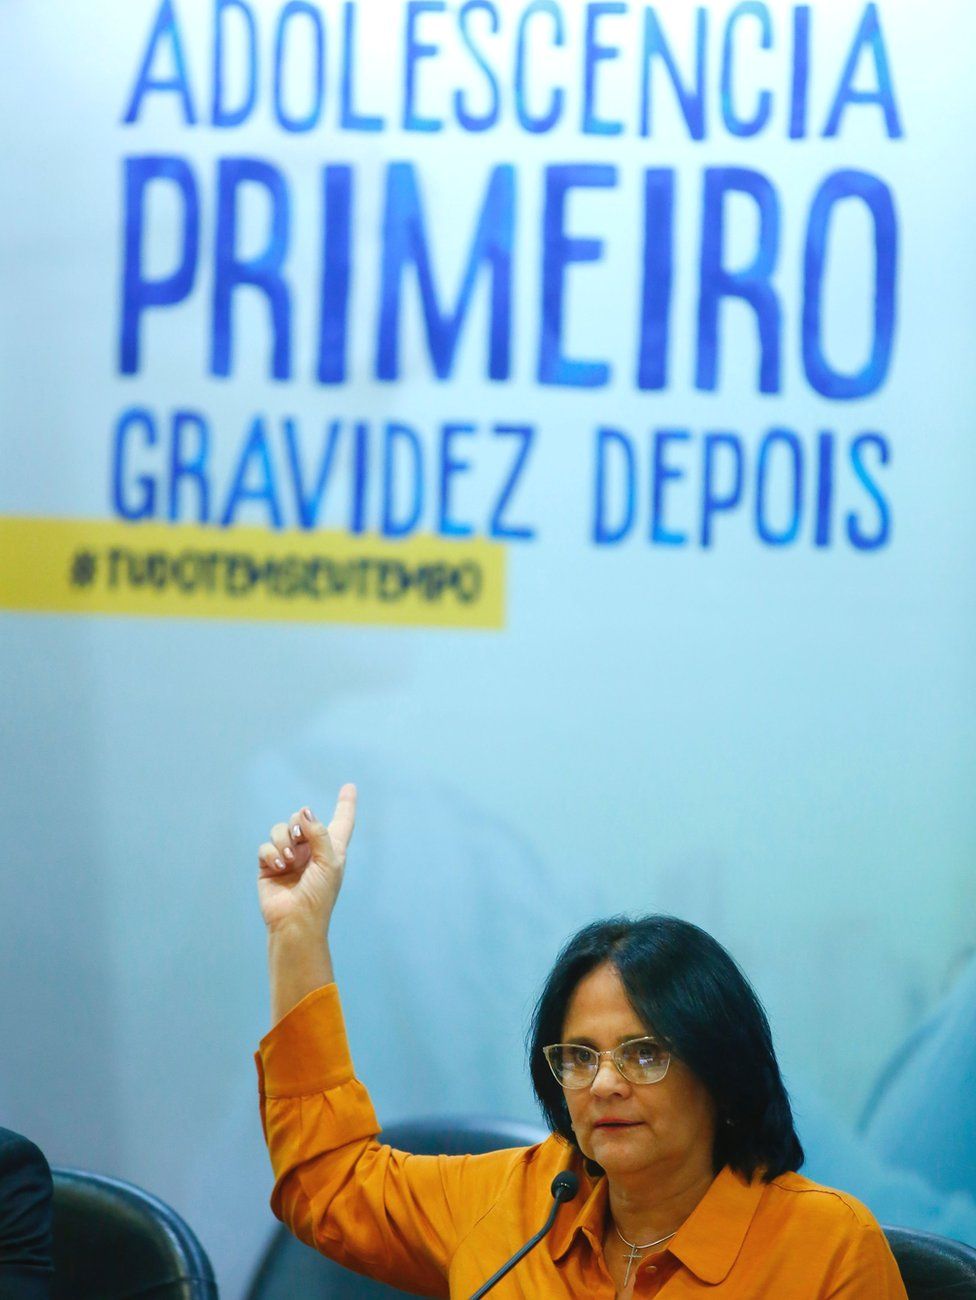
[258, 784, 357, 933]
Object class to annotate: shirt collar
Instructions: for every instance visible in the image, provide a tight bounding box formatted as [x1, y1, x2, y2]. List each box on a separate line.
[548, 1164, 765, 1285]
[548, 1162, 608, 1263]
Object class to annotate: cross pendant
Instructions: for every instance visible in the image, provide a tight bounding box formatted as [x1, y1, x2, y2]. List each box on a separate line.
[623, 1242, 643, 1288]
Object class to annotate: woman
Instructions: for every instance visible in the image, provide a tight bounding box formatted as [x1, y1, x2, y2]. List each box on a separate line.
[256, 787, 908, 1297]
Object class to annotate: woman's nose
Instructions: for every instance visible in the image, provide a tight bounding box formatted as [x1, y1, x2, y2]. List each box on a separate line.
[590, 1057, 629, 1096]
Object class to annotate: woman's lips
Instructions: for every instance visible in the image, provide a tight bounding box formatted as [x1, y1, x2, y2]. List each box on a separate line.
[594, 1120, 640, 1128]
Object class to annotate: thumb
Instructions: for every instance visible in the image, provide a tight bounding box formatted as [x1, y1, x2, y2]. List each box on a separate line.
[323, 783, 357, 859]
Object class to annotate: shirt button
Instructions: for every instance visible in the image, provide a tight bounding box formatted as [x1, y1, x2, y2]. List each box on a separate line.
[647, 1265, 657, 1273]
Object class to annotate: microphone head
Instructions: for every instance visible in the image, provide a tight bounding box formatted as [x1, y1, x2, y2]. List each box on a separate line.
[550, 1170, 580, 1203]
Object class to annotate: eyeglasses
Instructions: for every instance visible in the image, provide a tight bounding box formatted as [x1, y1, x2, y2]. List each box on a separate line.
[543, 1038, 671, 1088]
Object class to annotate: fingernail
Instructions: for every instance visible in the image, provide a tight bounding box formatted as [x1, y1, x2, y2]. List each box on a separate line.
[302, 807, 314, 821]
[291, 824, 303, 841]
[282, 846, 294, 863]
[274, 857, 285, 871]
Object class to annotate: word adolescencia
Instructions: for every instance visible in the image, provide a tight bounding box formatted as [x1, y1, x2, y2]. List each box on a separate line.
[124, 1, 902, 143]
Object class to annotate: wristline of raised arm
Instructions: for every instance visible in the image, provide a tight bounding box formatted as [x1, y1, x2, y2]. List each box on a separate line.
[268, 919, 335, 1028]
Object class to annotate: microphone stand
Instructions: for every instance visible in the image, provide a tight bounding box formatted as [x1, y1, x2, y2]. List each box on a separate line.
[467, 1171, 580, 1300]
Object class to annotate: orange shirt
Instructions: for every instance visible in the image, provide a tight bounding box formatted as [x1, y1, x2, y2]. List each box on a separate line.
[256, 984, 908, 1298]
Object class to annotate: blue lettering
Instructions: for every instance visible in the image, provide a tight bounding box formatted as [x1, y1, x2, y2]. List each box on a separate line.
[439, 423, 475, 536]
[212, 0, 257, 128]
[490, 424, 536, 539]
[789, 6, 811, 139]
[404, 0, 445, 131]
[456, 1, 500, 132]
[583, 2, 626, 135]
[112, 407, 158, 520]
[382, 422, 424, 537]
[273, 1, 325, 132]
[637, 168, 675, 391]
[814, 430, 834, 546]
[593, 427, 635, 544]
[350, 421, 369, 533]
[538, 163, 616, 387]
[639, 7, 706, 140]
[220, 415, 282, 527]
[697, 167, 781, 393]
[283, 417, 341, 528]
[755, 428, 802, 545]
[169, 410, 210, 521]
[317, 165, 353, 384]
[212, 158, 291, 380]
[721, 2, 772, 137]
[119, 156, 199, 375]
[651, 429, 689, 545]
[701, 432, 743, 546]
[377, 162, 514, 381]
[515, 1, 565, 133]
[802, 170, 897, 399]
[823, 4, 903, 138]
[341, 2, 385, 130]
[122, 0, 196, 124]
[847, 432, 890, 549]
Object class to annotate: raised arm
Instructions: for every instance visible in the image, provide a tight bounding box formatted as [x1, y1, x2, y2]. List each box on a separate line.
[254, 785, 525, 1296]
[257, 784, 357, 1027]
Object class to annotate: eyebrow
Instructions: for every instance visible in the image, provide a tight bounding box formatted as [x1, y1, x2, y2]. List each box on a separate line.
[562, 1033, 654, 1048]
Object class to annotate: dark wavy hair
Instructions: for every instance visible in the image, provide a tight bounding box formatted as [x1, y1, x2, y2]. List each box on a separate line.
[527, 915, 803, 1182]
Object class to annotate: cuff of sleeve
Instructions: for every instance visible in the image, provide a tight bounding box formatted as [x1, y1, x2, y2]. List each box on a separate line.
[256, 983, 357, 1097]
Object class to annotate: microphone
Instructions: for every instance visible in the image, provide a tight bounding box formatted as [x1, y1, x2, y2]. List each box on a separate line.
[467, 1170, 580, 1300]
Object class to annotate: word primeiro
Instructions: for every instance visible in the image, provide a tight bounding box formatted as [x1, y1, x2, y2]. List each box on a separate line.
[120, 159, 896, 399]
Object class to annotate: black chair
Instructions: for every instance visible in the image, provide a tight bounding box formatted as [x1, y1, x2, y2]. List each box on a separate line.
[51, 1168, 218, 1299]
[883, 1225, 976, 1299]
[246, 1115, 548, 1300]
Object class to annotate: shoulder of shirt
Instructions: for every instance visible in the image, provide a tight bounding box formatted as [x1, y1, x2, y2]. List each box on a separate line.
[451, 1133, 572, 1241]
[765, 1170, 884, 1232]
[0, 1129, 50, 1177]
[450, 1132, 568, 1195]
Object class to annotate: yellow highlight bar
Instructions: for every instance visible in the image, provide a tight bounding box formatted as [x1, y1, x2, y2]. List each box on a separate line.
[0, 517, 505, 629]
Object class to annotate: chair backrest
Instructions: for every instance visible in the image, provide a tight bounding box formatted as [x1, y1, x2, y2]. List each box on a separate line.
[246, 1115, 549, 1300]
[883, 1225, 976, 1299]
[51, 1167, 219, 1300]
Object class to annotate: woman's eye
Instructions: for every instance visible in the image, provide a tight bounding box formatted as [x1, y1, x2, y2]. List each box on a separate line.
[625, 1040, 661, 1067]
[558, 1045, 594, 1070]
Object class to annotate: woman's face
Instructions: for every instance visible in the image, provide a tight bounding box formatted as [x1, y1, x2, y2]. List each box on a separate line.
[560, 962, 718, 1183]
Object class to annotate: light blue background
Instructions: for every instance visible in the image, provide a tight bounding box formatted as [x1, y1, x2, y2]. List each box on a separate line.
[2, 2, 975, 1294]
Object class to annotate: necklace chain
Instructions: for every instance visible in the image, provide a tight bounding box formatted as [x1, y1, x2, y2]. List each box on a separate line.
[612, 1221, 678, 1288]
